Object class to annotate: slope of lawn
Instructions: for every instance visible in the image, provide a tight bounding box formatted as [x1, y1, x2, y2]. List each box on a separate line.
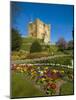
[11, 71, 45, 98]
[60, 81, 74, 95]
[21, 37, 42, 51]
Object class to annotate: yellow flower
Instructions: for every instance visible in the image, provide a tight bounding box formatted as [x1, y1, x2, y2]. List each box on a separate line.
[21, 70, 24, 73]
[31, 69, 34, 72]
[24, 68, 27, 72]
[16, 67, 20, 70]
[45, 67, 48, 70]
[52, 69, 57, 73]
[42, 78, 45, 81]
[44, 70, 47, 73]
[60, 70, 64, 73]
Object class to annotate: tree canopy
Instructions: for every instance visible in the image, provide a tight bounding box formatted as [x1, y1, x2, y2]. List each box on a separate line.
[11, 28, 22, 51]
[56, 38, 67, 51]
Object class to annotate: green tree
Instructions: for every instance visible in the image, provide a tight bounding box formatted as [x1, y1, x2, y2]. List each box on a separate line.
[30, 40, 42, 53]
[11, 28, 22, 51]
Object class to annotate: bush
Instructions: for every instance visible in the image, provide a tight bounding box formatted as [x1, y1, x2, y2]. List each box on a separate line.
[30, 40, 42, 53]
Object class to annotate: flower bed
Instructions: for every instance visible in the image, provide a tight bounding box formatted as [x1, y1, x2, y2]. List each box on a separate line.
[11, 64, 73, 96]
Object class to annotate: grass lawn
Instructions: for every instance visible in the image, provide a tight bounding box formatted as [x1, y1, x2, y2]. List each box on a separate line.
[21, 37, 42, 51]
[11, 71, 45, 98]
[60, 81, 74, 95]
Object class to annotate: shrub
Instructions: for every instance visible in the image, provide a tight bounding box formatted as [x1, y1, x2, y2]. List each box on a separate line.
[30, 40, 42, 53]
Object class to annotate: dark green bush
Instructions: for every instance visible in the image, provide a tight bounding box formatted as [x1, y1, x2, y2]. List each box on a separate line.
[30, 40, 42, 53]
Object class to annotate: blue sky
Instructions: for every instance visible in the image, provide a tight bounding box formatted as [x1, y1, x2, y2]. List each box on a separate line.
[11, 2, 74, 43]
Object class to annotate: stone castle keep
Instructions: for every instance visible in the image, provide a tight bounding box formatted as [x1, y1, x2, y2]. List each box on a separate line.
[28, 18, 50, 43]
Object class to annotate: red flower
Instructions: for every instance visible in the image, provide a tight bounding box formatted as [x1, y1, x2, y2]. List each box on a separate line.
[50, 83, 56, 89]
[47, 82, 56, 90]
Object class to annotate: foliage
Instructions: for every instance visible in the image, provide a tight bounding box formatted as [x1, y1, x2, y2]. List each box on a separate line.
[30, 40, 42, 53]
[56, 38, 67, 51]
[35, 56, 72, 66]
[11, 28, 22, 51]
[11, 64, 73, 97]
[67, 40, 73, 50]
[26, 52, 49, 59]
[49, 45, 58, 55]
[21, 37, 42, 51]
[11, 50, 28, 60]
[11, 51, 49, 60]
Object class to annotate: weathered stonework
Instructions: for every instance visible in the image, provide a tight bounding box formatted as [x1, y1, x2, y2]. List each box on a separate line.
[28, 18, 51, 44]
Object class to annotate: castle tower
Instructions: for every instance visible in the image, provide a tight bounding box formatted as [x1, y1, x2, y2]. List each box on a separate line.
[28, 18, 51, 44]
